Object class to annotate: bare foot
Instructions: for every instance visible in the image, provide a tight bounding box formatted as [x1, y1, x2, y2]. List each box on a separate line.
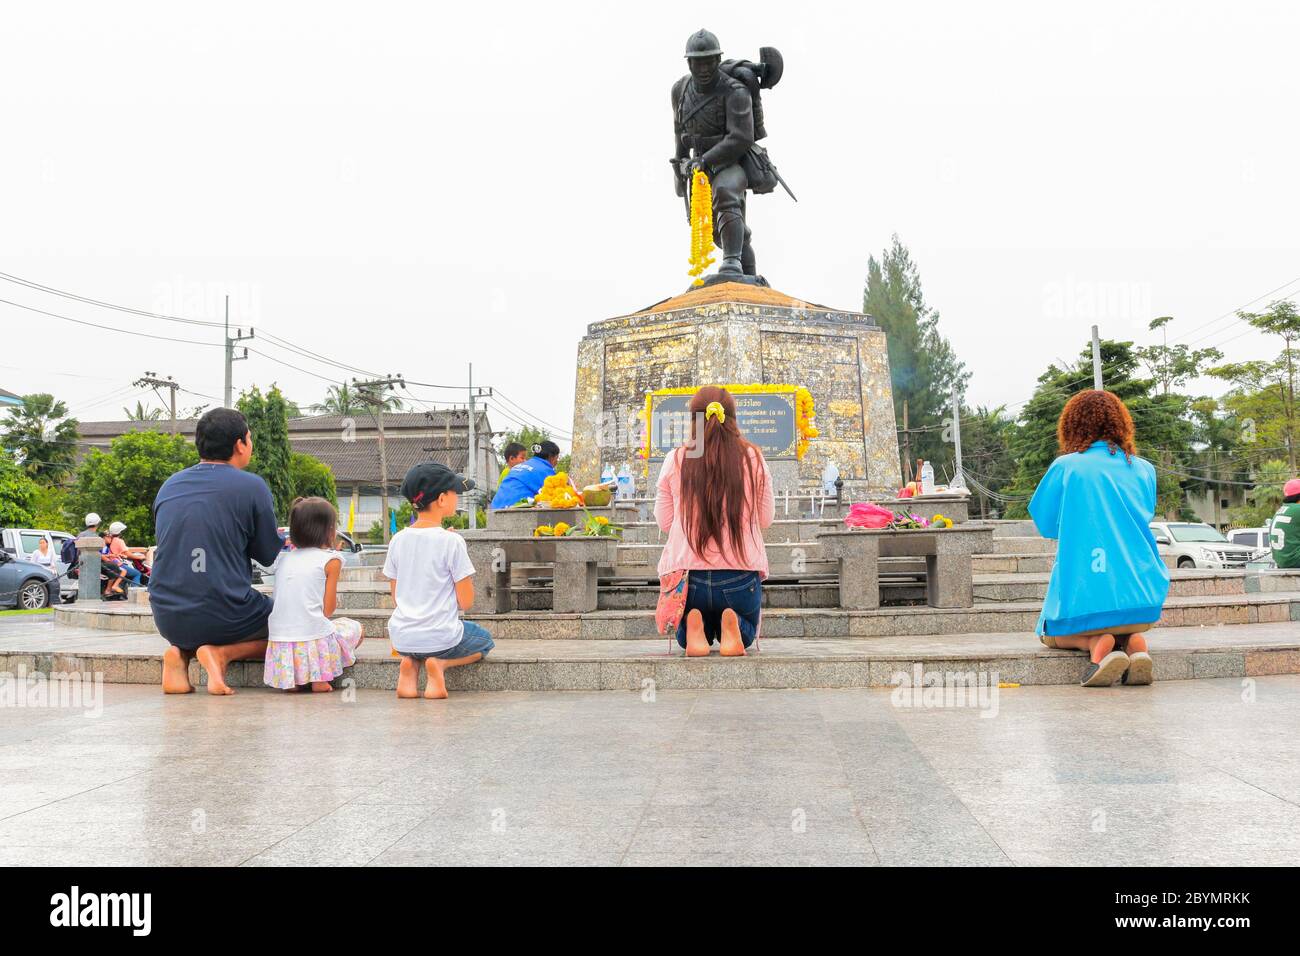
[1087, 633, 1116, 665]
[311, 681, 334, 693]
[161, 646, 194, 694]
[684, 609, 710, 657]
[396, 657, 420, 699]
[719, 608, 746, 657]
[424, 658, 449, 699]
[195, 645, 235, 695]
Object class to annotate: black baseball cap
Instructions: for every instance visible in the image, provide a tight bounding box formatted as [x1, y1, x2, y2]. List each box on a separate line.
[400, 461, 476, 506]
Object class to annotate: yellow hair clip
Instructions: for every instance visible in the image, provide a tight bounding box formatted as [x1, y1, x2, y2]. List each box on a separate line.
[704, 401, 726, 424]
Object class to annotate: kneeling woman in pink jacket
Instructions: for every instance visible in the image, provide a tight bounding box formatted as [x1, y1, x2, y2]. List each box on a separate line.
[655, 385, 776, 657]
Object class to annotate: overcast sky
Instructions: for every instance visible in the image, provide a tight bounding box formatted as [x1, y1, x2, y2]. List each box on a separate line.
[3, 1, 1299, 451]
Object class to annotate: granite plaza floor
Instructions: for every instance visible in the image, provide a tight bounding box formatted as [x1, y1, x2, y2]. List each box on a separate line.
[2, 661, 1298, 865]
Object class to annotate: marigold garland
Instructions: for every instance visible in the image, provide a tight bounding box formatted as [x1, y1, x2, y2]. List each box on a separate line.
[638, 384, 818, 461]
[687, 169, 715, 286]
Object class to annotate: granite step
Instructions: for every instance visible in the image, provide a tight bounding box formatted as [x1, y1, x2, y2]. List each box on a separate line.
[15, 621, 1300, 691]
[59, 590, 1300, 642]
[971, 553, 1055, 573]
[969, 569, 1300, 602]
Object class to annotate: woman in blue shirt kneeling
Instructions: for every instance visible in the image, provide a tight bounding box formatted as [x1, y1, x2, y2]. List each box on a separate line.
[490, 440, 561, 510]
[1028, 390, 1170, 688]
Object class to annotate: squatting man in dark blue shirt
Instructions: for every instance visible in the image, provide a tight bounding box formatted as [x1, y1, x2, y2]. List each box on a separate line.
[151, 407, 284, 695]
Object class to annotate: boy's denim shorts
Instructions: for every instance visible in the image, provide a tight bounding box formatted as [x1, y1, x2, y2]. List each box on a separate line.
[400, 620, 495, 662]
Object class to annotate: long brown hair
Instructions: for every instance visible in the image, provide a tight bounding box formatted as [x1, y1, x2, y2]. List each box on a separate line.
[1057, 390, 1137, 461]
[677, 385, 761, 559]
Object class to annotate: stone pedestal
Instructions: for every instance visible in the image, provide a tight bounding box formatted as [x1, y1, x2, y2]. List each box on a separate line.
[571, 282, 901, 497]
[76, 536, 103, 602]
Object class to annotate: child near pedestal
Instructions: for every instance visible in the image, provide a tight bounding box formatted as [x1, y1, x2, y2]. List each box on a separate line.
[383, 462, 495, 699]
[264, 497, 364, 692]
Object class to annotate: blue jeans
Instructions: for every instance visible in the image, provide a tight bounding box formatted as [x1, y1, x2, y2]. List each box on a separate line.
[675, 570, 762, 649]
[403, 620, 495, 661]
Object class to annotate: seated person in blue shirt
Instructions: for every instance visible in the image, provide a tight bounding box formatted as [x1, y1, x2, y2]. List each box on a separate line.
[490, 440, 561, 509]
[1028, 390, 1170, 689]
[151, 407, 285, 696]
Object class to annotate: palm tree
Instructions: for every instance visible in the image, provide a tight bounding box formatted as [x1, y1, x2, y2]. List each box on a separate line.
[123, 401, 164, 422]
[309, 384, 404, 415]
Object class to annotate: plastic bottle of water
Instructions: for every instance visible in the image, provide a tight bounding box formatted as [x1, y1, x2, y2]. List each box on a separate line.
[602, 464, 615, 488]
[920, 460, 935, 495]
[616, 463, 633, 500]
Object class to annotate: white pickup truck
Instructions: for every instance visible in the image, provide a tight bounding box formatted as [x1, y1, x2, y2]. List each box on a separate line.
[1148, 521, 1257, 570]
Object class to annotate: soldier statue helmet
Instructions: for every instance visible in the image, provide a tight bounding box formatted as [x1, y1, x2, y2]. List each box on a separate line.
[671, 28, 790, 285]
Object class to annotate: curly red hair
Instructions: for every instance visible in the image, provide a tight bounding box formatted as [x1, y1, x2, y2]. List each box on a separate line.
[1057, 390, 1136, 459]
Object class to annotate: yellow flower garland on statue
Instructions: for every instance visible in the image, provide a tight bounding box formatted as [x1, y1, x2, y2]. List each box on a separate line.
[687, 168, 715, 286]
[639, 385, 819, 461]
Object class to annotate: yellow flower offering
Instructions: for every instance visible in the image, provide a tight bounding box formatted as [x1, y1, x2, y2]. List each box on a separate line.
[553, 522, 570, 536]
[595, 515, 609, 525]
[687, 168, 715, 286]
[534, 525, 554, 537]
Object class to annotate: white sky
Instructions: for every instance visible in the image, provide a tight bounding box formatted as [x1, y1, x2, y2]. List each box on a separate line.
[3, 1, 1299, 451]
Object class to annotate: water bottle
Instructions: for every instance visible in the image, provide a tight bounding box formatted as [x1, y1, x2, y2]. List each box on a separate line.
[616, 463, 633, 500]
[920, 460, 935, 495]
[602, 464, 615, 488]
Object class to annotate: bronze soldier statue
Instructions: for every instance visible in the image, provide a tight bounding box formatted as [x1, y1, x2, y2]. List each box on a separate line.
[671, 28, 792, 284]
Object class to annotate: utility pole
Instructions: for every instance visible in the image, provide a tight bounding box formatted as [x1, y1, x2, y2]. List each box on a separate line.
[134, 372, 181, 434]
[465, 363, 493, 518]
[223, 295, 254, 407]
[900, 399, 913, 485]
[1091, 325, 1104, 390]
[353, 374, 405, 544]
[949, 384, 966, 491]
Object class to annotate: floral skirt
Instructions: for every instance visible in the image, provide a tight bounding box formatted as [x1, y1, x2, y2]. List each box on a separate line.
[264, 618, 363, 689]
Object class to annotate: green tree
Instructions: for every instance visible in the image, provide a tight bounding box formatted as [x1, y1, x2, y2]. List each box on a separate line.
[1230, 459, 1290, 527]
[1135, 316, 1223, 396]
[956, 405, 1018, 518]
[65, 431, 199, 545]
[238, 385, 295, 521]
[1, 393, 79, 482]
[0, 456, 39, 527]
[863, 236, 969, 478]
[30, 485, 73, 532]
[289, 452, 338, 507]
[1186, 397, 1245, 527]
[1208, 300, 1300, 472]
[1001, 339, 1194, 519]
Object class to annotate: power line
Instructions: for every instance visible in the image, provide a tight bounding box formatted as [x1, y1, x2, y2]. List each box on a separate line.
[0, 297, 225, 347]
[0, 270, 225, 327]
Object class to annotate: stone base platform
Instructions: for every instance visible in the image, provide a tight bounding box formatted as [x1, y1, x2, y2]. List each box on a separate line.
[570, 281, 902, 497]
[57, 587, 1300, 641]
[15, 615, 1300, 692]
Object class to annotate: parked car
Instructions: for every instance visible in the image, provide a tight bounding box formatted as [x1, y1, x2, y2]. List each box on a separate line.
[1149, 521, 1256, 569]
[251, 528, 365, 584]
[1227, 524, 1273, 556]
[0, 528, 78, 603]
[0, 548, 59, 610]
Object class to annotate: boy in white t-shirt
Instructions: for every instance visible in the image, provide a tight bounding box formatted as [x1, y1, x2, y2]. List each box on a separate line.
[383, 462, 495, 699]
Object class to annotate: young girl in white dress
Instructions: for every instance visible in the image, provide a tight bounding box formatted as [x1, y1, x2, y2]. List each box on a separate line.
[264, 497, 364, 692]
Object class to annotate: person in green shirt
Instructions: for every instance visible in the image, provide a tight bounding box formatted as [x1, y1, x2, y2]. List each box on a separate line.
[1270, 479, 1300, 568]
[497, 442, 527, 485]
